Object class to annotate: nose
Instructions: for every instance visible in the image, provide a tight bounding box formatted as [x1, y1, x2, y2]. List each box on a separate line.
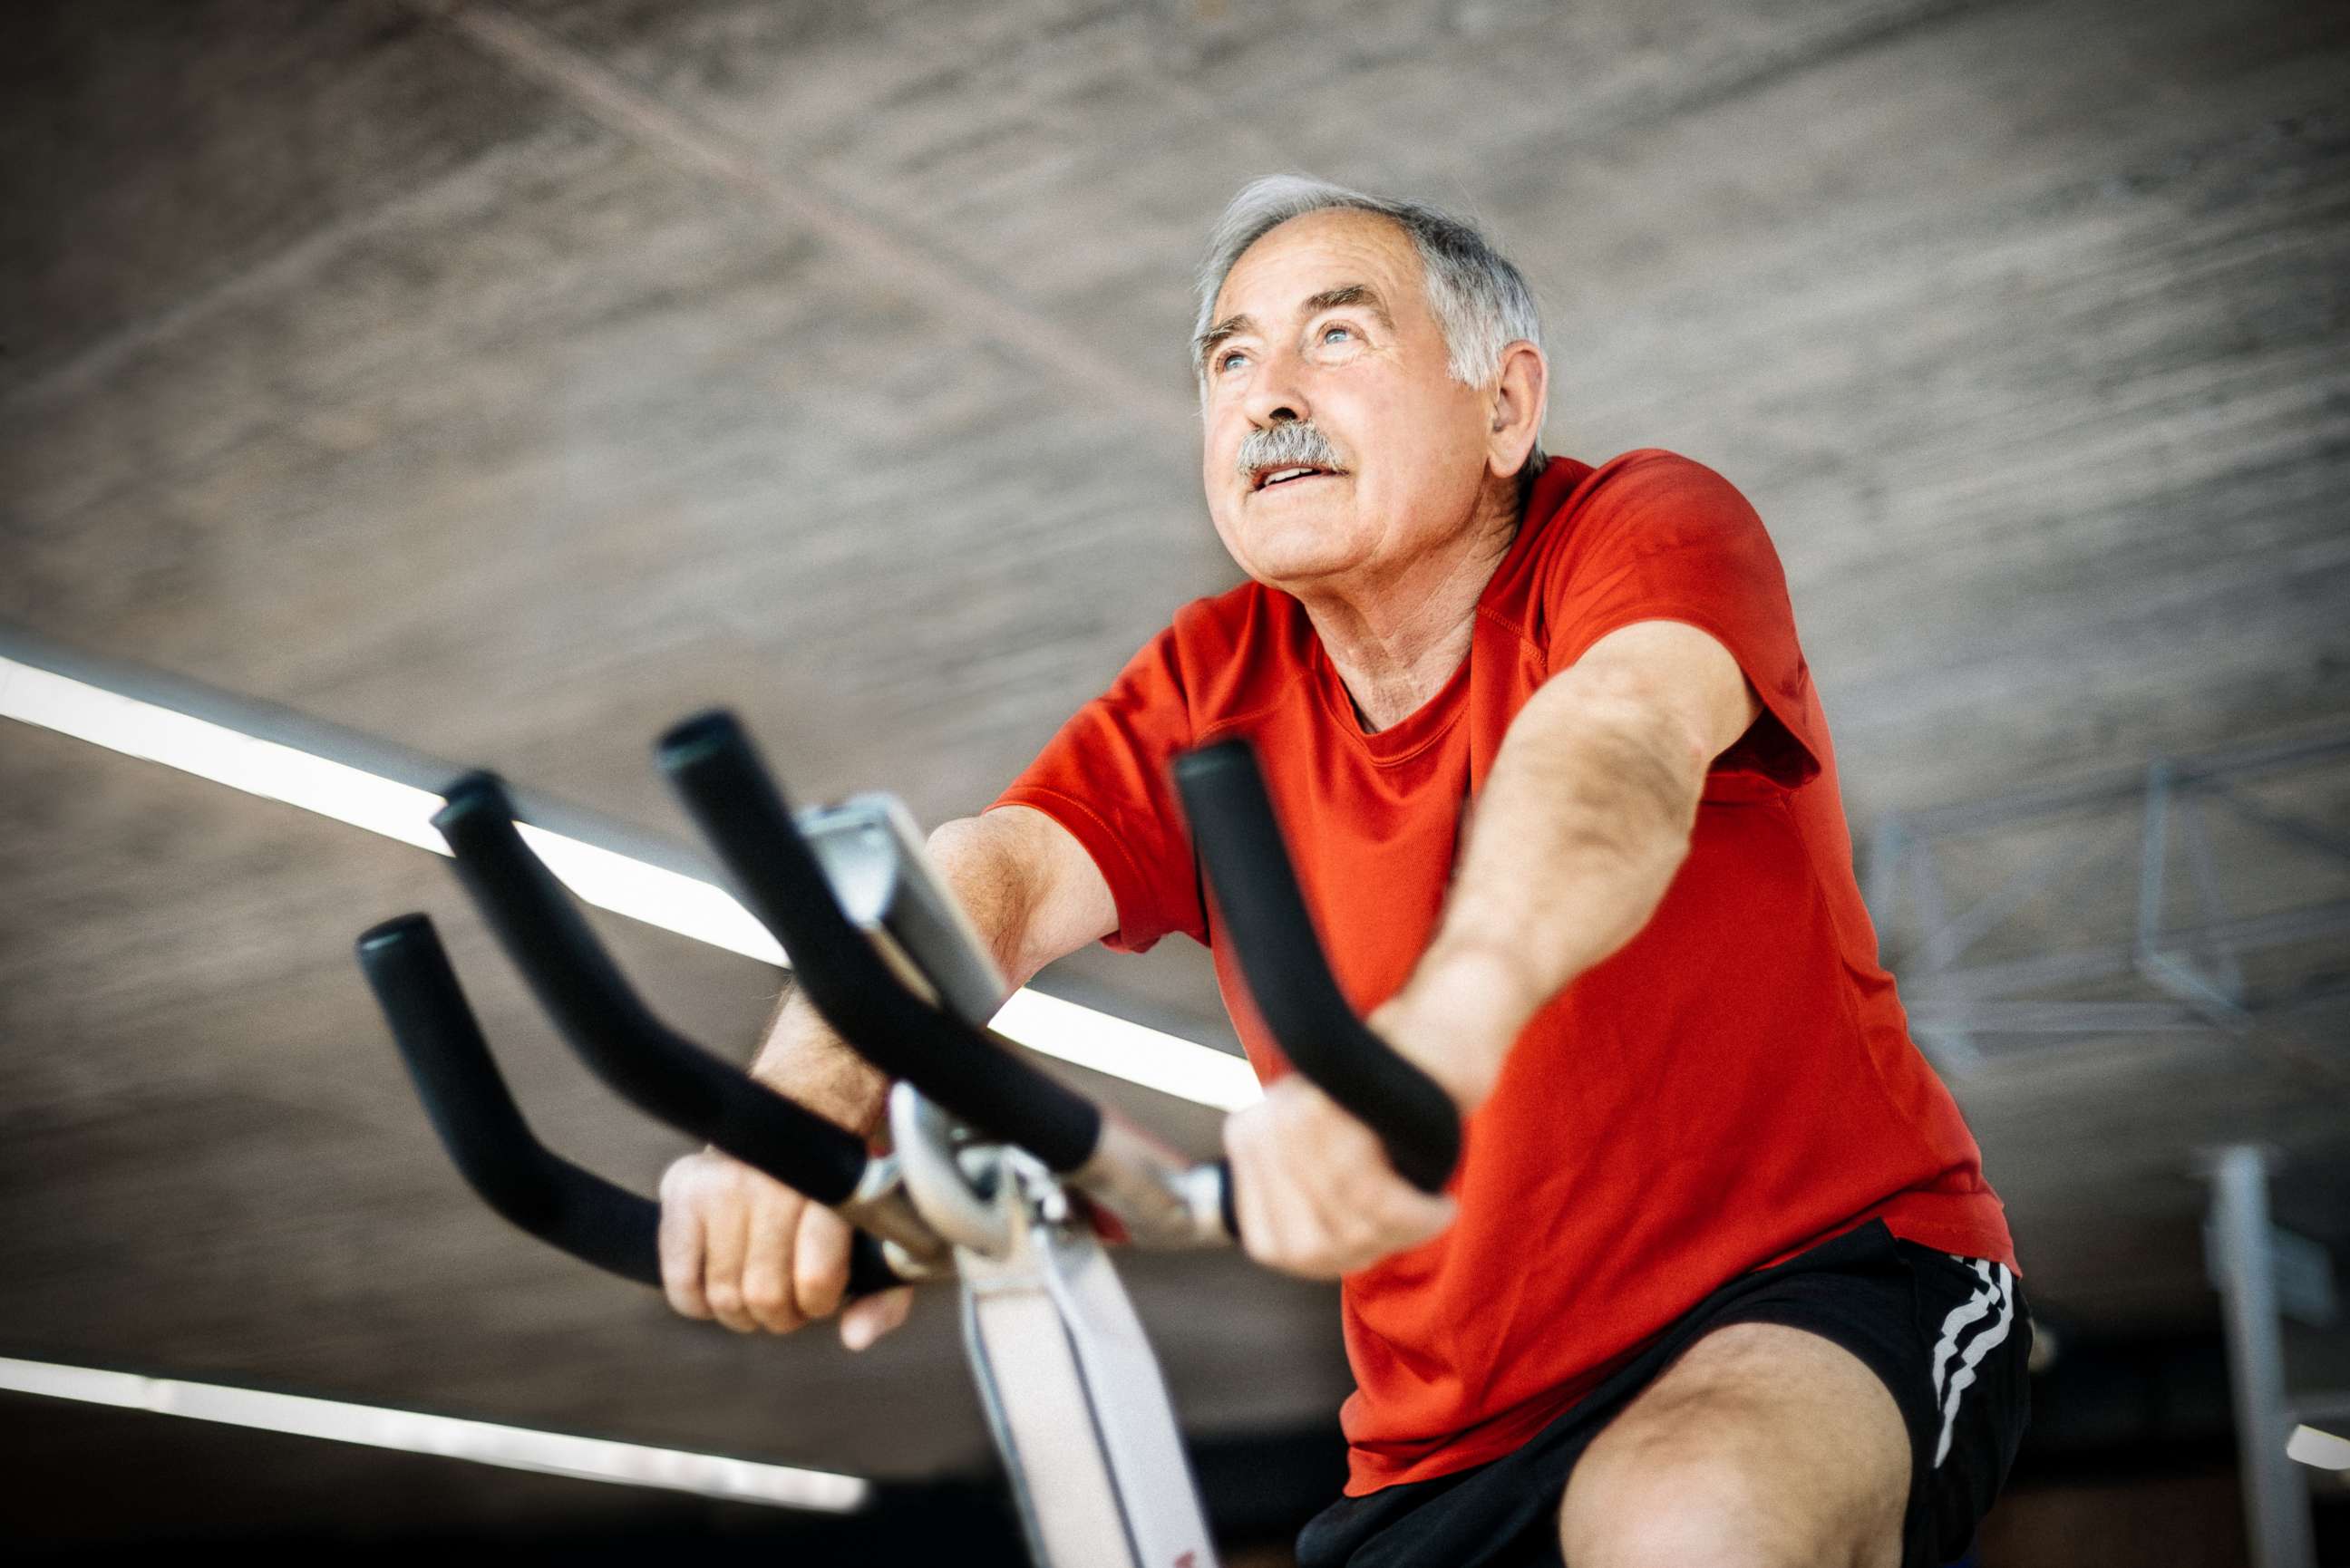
[1240, 341, 1309, 431]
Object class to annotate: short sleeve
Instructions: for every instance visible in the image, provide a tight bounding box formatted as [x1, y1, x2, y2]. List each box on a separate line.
[989, 624, 1207, 953]
[1539, 452, 1821, 791]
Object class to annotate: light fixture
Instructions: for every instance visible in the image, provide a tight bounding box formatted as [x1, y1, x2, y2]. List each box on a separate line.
[0, 1355, 867, 1510]
[0, 649, 1260, 1111]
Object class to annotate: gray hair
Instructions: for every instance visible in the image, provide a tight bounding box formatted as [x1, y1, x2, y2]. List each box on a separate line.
[1193, 176, 1548, 477]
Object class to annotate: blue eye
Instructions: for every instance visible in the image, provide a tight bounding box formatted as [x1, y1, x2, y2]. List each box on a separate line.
[1217, 349, 1248, 373]
[1321, 324, 1355, 344]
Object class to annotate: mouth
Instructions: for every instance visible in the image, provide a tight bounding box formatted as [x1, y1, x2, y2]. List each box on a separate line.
[1249, 465, 1345, 493]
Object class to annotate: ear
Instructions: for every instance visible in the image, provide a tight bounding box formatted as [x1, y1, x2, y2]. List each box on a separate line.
[1484, 340, 1549, 480]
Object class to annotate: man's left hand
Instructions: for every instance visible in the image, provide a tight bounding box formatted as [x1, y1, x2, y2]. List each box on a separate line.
[1222, 1071, 1458, 1279]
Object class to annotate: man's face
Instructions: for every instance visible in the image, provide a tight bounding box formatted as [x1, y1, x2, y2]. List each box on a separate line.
[1198, 208, 1494, 594]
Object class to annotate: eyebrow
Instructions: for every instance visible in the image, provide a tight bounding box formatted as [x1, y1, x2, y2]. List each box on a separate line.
[1193, 284, 1396, 373]
[1301, 284, 1393, 329]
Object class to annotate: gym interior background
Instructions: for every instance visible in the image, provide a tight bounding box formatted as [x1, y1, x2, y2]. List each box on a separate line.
[2, 0, 2345, 1562]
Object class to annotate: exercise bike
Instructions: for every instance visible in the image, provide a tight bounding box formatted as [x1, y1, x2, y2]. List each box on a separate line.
[355, 711, 1461, 1568]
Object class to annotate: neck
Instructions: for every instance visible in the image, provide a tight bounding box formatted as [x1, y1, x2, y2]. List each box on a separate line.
[1294, 478, 1522, 732]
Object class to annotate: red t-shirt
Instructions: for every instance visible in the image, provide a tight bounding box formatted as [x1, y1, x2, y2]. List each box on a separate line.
[992, 450, 2015, 1494]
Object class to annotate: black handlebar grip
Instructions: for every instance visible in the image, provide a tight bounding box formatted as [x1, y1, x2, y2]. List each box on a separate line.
[1171, 740, 1461, 1194]
[430, 773, 871, 1207]
[656, 711, 1104, 1175]
[358, 914, 664, 1286]
[357, 915, 909, 1300]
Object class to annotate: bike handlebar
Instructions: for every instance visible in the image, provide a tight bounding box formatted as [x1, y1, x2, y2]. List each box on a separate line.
[1171, 740, 1461, 1194]
[356, 913, 900, 1296]
[359, 914, 662, 1285]
[431, 772, 874, 1208]
[657, 711, 1105, 1176]
[361, 712, 1461, 1290]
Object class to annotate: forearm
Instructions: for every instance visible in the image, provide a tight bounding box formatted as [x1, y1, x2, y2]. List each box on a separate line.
[745, 813, 1062, 1136]
[1385, 665, 1709, 1108]
[747, 985, 891, 1136]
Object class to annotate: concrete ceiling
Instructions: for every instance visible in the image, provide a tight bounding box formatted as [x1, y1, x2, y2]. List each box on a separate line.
[2, 0, 2345, 1544]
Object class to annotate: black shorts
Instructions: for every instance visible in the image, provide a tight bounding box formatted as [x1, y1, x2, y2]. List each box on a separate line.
[1296, 1220, 2031, 1568]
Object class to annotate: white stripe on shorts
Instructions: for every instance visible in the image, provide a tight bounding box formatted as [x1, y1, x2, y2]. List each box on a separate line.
[1929, 1260, 1998, 1402]
[1932, 1261, 2015, 1467]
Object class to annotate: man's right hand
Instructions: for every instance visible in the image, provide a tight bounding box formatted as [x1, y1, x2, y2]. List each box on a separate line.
[657, 1148, 913, 1350]
[651, 807, 1112, 1350]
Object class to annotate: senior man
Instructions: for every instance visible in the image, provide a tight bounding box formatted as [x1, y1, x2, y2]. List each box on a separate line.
[659, 176, 2029, 1567]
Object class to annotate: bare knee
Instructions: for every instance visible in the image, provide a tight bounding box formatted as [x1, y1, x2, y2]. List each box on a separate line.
[1560, 1395, 1902, 1568]
[1561, 1444, 1808, 1568]
[1559, 1326, 1907, 1568]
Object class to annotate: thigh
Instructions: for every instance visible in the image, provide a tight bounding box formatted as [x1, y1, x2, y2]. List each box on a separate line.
[1558, 1321, 1909, 1568]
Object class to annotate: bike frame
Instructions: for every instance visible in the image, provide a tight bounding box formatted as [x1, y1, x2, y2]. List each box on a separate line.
[357, 712, 1460, 1568]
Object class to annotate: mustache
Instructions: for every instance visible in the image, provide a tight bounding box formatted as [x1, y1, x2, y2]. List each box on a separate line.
[1236, 420, 1345, 479]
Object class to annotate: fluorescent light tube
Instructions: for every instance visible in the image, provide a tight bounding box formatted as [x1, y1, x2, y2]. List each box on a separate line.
[0, 650, 1258, 1108]
[0, 1355, 868, 1510]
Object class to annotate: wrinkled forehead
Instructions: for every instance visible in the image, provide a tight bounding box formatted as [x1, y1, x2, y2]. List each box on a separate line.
[1210, 208, 1430, 325]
